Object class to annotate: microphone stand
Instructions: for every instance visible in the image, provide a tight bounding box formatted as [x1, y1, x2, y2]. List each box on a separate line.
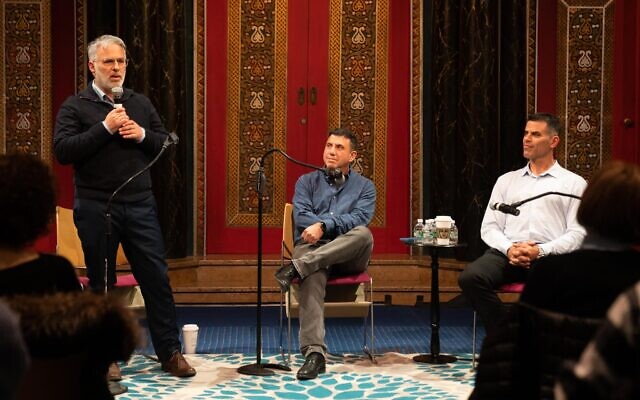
[510, 191, 581, 208]
[494, 191, 582, 216]
[238, 148, 329, 376]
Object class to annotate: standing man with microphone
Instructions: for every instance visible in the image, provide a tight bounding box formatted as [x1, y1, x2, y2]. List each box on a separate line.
[53, 35, 195, 378]
[458, 113, 587, 334]
[274, 128, 376, 380]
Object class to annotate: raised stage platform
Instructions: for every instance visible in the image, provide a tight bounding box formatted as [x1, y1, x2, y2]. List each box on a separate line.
[163, 252, 470, 305]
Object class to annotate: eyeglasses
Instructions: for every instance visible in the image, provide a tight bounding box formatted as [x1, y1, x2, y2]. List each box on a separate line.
[94, 58, 128, 67]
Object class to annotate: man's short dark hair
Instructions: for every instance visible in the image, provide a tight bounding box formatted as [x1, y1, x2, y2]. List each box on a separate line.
[328, 128, 358, 151]
[528, 113, 562, 137]
[0, 153, 57, 248]
[577, 160, 640, 244]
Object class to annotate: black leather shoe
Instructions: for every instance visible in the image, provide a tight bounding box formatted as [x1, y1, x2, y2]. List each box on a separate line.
[296, 352, 326, 380]
[274, 262, 299, 292]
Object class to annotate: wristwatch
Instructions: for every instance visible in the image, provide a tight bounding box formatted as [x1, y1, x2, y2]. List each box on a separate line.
[319, 221, 327, 233]
[537, 245, 546, 258]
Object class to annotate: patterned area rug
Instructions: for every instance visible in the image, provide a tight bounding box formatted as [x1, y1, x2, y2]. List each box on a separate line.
[117, 352, 475, 399]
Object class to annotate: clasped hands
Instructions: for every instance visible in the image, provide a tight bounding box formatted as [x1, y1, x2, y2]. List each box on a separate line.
[507, 240, 541, 268]
[301, 222, 324, 245]
[105, 107, 143, 142]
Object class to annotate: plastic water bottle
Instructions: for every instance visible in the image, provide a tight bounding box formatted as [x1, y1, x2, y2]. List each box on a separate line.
[450, 220, 458, 244]
[425, 219, 435, 244]
[413, 219, 425, 245]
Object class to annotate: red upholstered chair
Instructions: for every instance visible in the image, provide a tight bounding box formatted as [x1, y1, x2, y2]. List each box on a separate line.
[472, 282, 525, 369]
[76, 274, 138, 290]
[278, 203, 375, 364]
[56, 206, 144, 309]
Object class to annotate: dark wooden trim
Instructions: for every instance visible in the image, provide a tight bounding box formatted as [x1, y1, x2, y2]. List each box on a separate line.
[158, 254, 467, 305]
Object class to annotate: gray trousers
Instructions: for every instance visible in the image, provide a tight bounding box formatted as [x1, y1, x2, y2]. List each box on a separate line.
[292, 226, 373, 357]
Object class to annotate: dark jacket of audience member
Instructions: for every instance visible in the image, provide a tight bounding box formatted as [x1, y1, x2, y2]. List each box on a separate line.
[6, 292, 140, 400]
[555, 281, 640, 400]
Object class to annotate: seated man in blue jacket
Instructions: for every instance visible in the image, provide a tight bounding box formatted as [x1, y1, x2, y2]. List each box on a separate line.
[275, 128, 376, 380]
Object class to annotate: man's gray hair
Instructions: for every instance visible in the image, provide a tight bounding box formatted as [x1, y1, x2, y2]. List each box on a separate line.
[88, 34, 127, 61]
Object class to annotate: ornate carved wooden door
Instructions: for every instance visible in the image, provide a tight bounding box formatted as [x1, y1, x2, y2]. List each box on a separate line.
[205, 0, 411, 254]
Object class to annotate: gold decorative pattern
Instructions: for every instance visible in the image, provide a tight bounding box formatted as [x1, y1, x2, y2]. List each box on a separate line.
[1, 0, 51, 162]
[372, 0, 387, 227]
[329, 0, 387, 227]
[557, 0, 613, 180]
[601, 1, 614, 164]
[328, 0, 342, 128]
[526, 0, 537, 115]
[227, 0, 286, 226]
[194, 0, 205, 255]
[411, 0, 422, 225]
[76, 0, 86, 93]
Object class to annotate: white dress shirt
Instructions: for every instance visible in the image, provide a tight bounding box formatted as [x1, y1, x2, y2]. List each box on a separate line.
[481, 161, 587, 256]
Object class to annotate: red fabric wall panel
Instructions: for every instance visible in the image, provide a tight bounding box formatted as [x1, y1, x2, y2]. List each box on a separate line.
[36, 0, 76, 252]
[613, 0, 640, 162]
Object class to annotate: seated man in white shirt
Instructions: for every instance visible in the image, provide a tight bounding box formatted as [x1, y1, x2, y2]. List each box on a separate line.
[458, 113, 587, 333]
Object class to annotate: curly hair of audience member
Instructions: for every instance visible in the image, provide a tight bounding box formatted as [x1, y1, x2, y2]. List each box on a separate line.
[0, 153, 57, 248]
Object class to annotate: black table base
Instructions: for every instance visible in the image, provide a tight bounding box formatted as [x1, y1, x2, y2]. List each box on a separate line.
[404, 241, 466, 365]
[413, 354, 458, 364]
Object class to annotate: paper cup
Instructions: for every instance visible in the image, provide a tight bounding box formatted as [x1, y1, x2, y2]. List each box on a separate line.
[182, 324, 199, 354]
[435, 216, 453, 245]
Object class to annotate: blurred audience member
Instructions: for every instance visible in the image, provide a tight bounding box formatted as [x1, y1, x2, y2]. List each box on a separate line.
[6, 292, 140, 400]
[520, 160, 640, 317]
[0, 153, 81, 295]
[555, 280, 640, 399]
[0, 300, 29, 400]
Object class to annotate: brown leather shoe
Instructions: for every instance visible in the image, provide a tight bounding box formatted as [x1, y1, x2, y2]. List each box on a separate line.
[108, 362, 122, 381]
[161, 351, 196, 378]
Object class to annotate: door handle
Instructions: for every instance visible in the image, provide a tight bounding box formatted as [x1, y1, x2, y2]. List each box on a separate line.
[298, 87, 305, 105]
[310, 87, 317, 105]
[623, 118, 634, 128]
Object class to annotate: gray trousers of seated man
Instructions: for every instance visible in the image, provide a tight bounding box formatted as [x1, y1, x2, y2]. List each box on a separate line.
[292, 225, 374, 358]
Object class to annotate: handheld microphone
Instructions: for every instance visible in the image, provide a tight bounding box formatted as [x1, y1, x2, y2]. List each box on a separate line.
[112, 87, 124, 108]
[324, 167, 345, 185]
[490, 202, 521, 216]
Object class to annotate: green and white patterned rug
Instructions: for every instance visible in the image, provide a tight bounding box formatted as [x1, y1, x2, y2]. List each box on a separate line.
[117, 352, 475, 399]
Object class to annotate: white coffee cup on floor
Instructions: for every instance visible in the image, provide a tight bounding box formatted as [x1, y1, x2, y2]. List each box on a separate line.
[435, 216, 453, 245]
[182, 324, 199, 354]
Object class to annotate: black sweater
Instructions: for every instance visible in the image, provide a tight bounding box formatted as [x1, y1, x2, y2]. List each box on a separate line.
[54, 86, 169, 202]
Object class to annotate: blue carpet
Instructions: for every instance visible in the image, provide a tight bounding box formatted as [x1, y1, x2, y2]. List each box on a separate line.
[118, 352, 476, 399]
[125, 305, 482, 399]
[136, 304, 486, 357]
